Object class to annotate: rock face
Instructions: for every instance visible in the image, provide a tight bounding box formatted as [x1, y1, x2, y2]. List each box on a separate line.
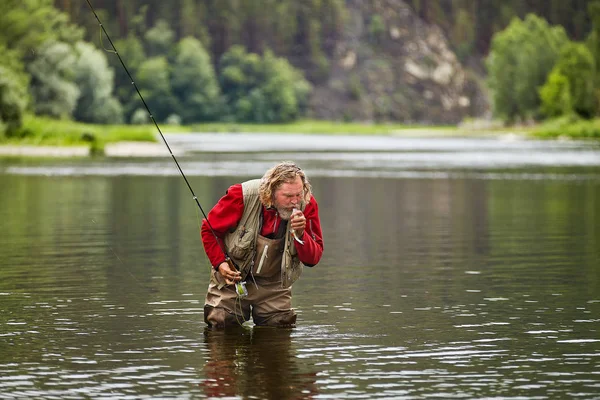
[309, 0, 488, 124]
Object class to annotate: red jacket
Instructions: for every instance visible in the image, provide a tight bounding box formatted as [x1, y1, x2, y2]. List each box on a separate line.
[201, 183, 324, 269]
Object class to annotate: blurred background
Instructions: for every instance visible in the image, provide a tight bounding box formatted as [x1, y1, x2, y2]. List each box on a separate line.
[1, 0, 600, 140]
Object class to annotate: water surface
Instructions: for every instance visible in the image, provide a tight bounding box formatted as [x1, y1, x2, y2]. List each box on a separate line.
[1, 134, 599, 399]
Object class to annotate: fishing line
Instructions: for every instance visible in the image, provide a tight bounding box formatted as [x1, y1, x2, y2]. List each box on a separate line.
[85, 0, 232, 266]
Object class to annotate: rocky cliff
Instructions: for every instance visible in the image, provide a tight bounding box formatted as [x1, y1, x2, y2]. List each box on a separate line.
[309, 0, 488, 124]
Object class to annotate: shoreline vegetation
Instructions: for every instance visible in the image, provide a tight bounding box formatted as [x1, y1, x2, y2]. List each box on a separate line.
[0, 115, 598, 158]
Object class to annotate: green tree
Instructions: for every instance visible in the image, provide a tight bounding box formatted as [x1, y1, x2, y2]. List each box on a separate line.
[539, 70, 572, 118]
[135, 56, 175, 123]
[27, 41, 80, 119]
[72, 41, 123, 124]
[486, 14, 568, 122]
[587, 0, 600, 115]
[551, 43, 596, 118]
[0, 62, 29, 138]
[219, 45, 262, 107]
[144, 19, 175, 57]
[170, 37, 221, 123]
[0, 0, 82, 59]
[218, 45, 311, 123]
[109, 34, 146, 122]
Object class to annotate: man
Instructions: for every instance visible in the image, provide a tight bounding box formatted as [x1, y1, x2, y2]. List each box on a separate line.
[201, 161, 324, 328]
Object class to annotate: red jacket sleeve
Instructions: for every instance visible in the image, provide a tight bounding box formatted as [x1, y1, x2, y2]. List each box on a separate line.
[201, 184, 244, 268]
[294, 196, 324, 267]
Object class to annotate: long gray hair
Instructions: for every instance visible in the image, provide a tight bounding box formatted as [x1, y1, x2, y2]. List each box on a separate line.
[259, 161, 312, 207]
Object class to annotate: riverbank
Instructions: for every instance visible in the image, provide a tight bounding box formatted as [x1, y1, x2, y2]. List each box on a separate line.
[1, 115, 598, 158]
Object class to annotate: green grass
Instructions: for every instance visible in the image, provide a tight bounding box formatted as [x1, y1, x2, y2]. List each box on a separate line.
[187, 120, 458, 135]
[6, 115, 598, 156]
[532, 115, 600, 139]
[1, 115, 157, 151]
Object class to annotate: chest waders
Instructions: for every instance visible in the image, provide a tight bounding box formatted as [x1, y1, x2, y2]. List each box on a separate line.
[204, 179, 305, 327]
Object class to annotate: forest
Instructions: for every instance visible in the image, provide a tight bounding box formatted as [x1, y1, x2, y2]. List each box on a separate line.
[1, 0, 599, 139]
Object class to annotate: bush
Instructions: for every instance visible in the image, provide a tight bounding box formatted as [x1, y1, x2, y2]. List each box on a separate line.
[218, 46, 312, 123]
[534, 115, 600, 138]
[552, 43, 596, 118]
[539, 70, 572, 118]
[487, 14, 568, 122]
[170, 37, 221, 123]
[0, 45, 29, 138]
[165, 114, 181, 125]
[73, 41, 123, 124]
[130, 108, 150, 125]
[135, 57, 175, 122]
[27, 41, 79, 119]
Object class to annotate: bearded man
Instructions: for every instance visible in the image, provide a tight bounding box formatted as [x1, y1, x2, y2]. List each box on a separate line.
[201, 161, 324, 328]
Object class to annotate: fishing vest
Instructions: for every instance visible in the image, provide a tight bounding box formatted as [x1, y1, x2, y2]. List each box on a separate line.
[221, 179, 305, 289]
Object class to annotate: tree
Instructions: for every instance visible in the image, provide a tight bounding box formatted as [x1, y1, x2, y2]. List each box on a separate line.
[0, 60, 29, 137]
[0, 0, 83, 59]
[587, 0, 600, 115]
[170, 37, 221, 123]
[144, 19, 175, 57]
[72, 41, 124, 124]
[0, 46, 29, 138]
[135, 56, 175, 123]
[27, 41, 80, 119]
[486, 14, 569, 122]
[539, 70, 572, 118]
[109, 34, 146, 122]
[550, 43, 596, 118]
[218, 45, 311, 123]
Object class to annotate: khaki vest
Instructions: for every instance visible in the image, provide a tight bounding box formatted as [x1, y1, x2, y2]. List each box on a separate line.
[222, 179, 305, 289]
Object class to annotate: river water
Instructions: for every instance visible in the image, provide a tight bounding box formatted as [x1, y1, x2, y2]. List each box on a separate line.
[1, 133, 599, 399]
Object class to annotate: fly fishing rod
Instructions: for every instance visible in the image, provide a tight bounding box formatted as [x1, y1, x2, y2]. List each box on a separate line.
[85, 0, 239, 276]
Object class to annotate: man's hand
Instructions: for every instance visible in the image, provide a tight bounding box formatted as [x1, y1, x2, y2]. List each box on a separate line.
[291, 208, 306, 238]
[217, 261, 242, 284]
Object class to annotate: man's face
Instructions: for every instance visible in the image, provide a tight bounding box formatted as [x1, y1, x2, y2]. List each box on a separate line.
[273, 176, 303, 220]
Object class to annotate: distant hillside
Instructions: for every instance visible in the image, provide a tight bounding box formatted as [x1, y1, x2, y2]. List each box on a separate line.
[58, 0, 592, 124]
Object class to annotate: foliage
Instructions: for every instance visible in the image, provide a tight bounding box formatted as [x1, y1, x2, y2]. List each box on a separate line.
[587, 1, 600, 114]
[27, 41, 80, 119]
[130, 109, 150, 125]
[72, 42, 124, 124]
[218, 45, 311, 123]
[539, 70, 572, 118]
[10, 114, 156, 148]
[135, 56, 175, 123]
[170, 37, 221, 123]
[0, 66, 29, 138]
[109, 34, 147, 122]
[550, 43, 596, 118]
[0, 0, 83, 127]
[0, 46, 29, 138]
[0, 0, 83, 59]
[486, 14, 569, 122]
[534, 114, 600, 138]
[144, 19, 175, 57]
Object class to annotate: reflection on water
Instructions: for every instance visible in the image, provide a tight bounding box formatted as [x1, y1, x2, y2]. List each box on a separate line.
[1, 135, 599, 398]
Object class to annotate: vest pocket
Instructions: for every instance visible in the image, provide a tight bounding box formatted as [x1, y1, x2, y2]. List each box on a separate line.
[229, 227, 254, 260]
[252, 235, 283, 278]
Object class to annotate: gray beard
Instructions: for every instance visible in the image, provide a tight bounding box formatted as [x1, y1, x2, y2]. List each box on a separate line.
[277, 206, 293, 220]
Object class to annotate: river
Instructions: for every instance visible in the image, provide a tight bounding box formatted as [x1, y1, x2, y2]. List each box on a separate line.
[1, 133, 599, 399]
